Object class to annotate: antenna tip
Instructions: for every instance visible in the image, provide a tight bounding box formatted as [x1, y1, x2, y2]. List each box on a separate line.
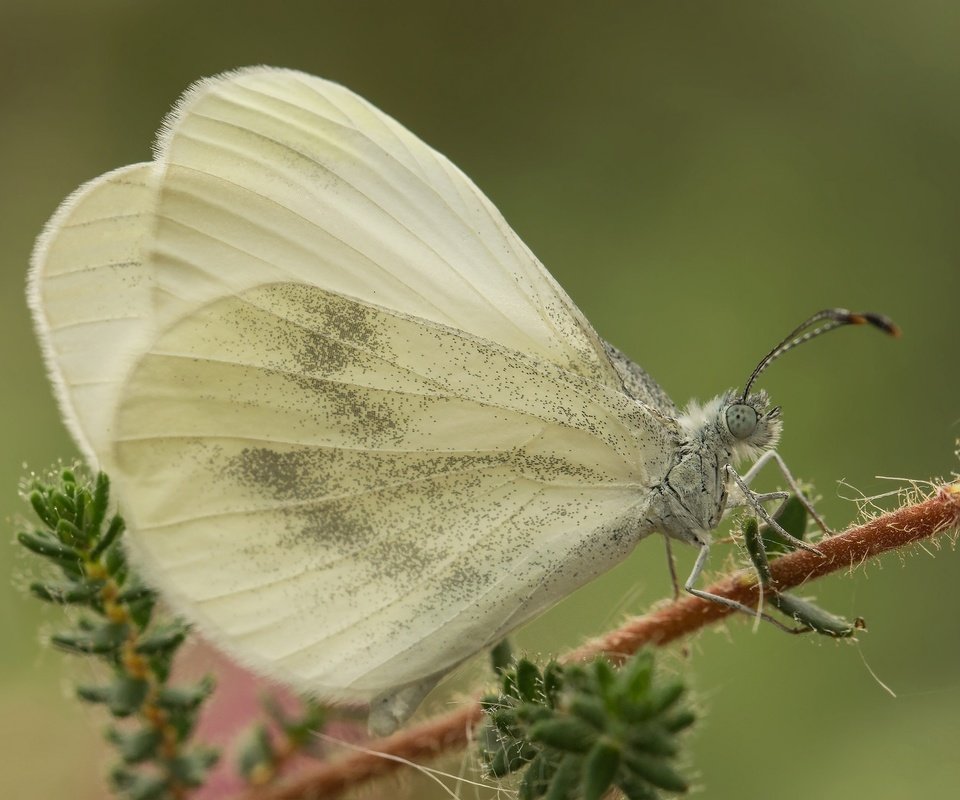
[850, 311, 900, 339]
[847, 311, 901, 338]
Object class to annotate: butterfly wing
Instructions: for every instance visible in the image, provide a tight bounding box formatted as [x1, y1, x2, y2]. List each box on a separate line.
[31, 68, 678, 701]
[112, 282, 671, 697]
[150, 67, 621, 387]
[602, 339, 677, 416]
[28, 163, 158, 465]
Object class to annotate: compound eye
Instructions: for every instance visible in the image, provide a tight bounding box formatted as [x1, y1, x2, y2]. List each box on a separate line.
[726, 403, 759, 439]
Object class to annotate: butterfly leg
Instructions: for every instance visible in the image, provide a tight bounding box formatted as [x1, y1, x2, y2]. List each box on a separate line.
[726, 467, 823, 556]
[664, 537, 681, 600]
[368, 672, 445, 736]
[739, 450, 833, 536]
[683, 541, 800, 632]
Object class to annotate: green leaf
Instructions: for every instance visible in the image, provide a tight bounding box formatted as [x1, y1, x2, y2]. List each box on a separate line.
[488, 705, 518, 731]
[50, 489, 76, 520]
[127, 594, 157, 630]
[568, 696, 607, 731]
[29, 489, 57, 528]
[298, 698, 328, 739]
[487, 746, 512, 778]
[562, 664, 589, 692]
[761, 495, 808, 555]
[29, 579, 102, 605]
[662, 709, 697, 734]
[516, 659, 541, 702]
[582, 740, 620, 800]
[487, 739, 536, 777]
[544, 754, 583, 800]
[76, 684, 112, 705]
[770, 591, 860, 637]
[169, 749, 220, 787]
[107, 727, 162, 764]
[17, 530, 82, 567]
[88, 472, 110, 533]
[622, 750, 688, 792]
[613, 649, 653, 703]
[91, 515, 125, 559]
[238, 724, 274, 781]
[518, 751, 558, 800]
[135, 626, 187, 655]
[542, 662, 564, 706]
[591, 659, 616, 698]
[156, 677, 215, 711]
[51, 621, 128, 655]
[528, 718, 597, 753]
[491, 638, 513, 675]
[618, 775, 659, 800]
[55, 517, 87, 549]
[479, 693, 500, 712]
[109, 675, 150, 717]
[165, 707, 200, 742]
[742, 516, 773, 585]
[626, 728, 677, 757]
[117, 584, 156, 604]
[74, 489, 88, 538]
[515, 704, 554, 726]
[104, 542, 127, 578]
[110, 767, 167, 800]
[647, 679, 685, 716]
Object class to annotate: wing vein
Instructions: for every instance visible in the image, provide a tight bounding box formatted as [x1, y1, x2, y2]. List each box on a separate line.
[179, 110, 536, 345]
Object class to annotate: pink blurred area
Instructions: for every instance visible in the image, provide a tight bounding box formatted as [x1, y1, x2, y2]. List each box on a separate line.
[174, 636, 366, 798]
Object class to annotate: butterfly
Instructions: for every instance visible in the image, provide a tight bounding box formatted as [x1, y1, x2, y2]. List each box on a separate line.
[28, 67, 897, 734]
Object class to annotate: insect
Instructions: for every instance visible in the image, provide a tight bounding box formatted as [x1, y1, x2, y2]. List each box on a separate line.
[28, 67, 897, 734]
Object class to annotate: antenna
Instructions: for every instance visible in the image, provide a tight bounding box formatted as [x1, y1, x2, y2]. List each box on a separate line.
[740, 309, 900, 402]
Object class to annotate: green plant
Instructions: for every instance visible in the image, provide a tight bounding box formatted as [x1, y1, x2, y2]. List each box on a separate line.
[480, 651, 695, 800]
[17, 468, 218, 800]
[237, 696, 327, 786]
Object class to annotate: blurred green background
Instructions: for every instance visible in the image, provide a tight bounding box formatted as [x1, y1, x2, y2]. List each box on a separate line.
[2, 2, 958, 798]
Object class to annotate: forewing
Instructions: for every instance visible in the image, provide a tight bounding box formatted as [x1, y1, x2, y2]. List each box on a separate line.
[111, 283, 669, 698]
[149, 67, 621, 388]
[28, 163, 158, 464]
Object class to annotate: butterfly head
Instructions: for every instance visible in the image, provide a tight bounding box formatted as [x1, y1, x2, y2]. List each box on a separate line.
[677, 390, 781, 463]
[722, 391, 782, 461]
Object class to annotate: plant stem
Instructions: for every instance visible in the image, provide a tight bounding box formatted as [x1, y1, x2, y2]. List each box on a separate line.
[235, 482, 960, 800]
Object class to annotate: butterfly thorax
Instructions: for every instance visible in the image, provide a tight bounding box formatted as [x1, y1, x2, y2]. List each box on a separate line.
[644, 392, 782, 546]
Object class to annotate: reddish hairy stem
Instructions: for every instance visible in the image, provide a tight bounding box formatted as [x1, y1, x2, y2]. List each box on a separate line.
[240, 483, 960, 800]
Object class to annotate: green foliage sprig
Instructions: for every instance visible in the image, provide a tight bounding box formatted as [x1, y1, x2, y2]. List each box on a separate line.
[17, 468, 218, 800]
[237, 695, 327, 786]
[480, 650, 695, 800]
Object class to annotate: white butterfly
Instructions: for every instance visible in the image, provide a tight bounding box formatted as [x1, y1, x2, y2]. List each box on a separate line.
[28, 67, 896, 734]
